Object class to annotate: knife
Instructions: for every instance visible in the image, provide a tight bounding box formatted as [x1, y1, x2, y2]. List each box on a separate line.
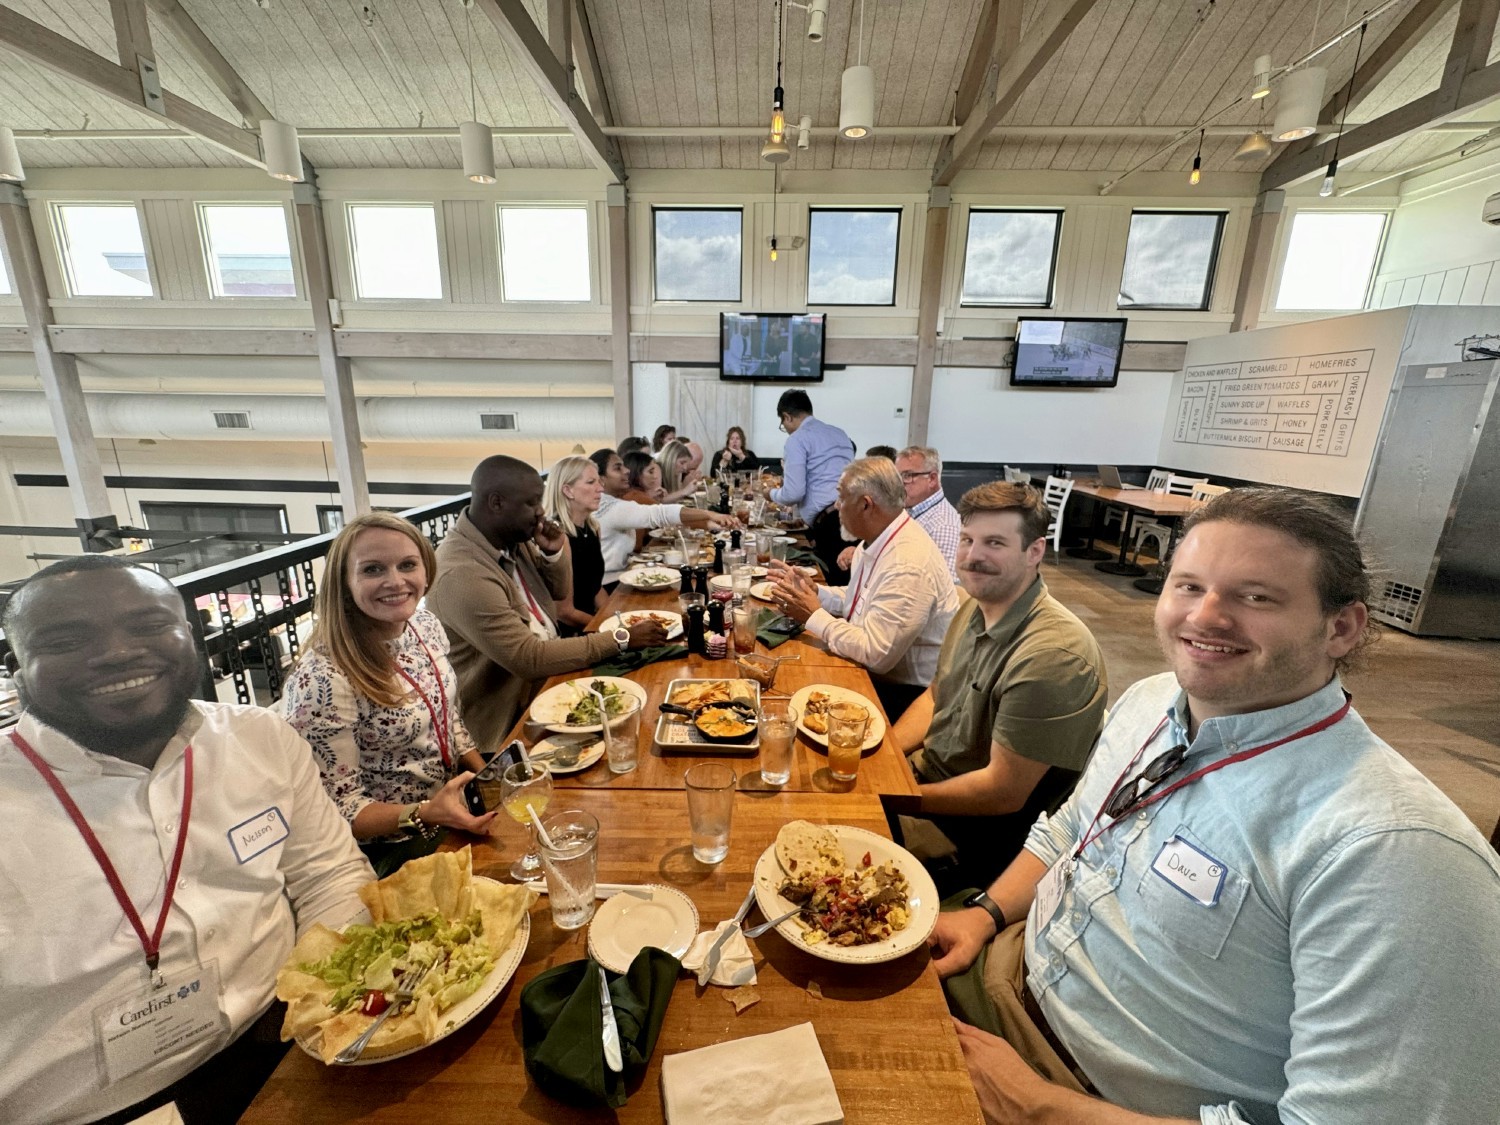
[698, 886, 756, 987]
[598, 965, 624, 1073]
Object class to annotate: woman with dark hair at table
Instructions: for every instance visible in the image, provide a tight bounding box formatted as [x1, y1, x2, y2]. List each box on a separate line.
[282, 512, 494, 873]
[542, 454, 606, 634]
[588, 447, 737, 582]
[622, 450, 666, 503]
[651, 424, 677, 453]
[711, 425, 760, 477]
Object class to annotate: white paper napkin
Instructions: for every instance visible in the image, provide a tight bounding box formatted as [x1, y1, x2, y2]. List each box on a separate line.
[661, 1022, 843, 1125]
[680, 920, 757, 987]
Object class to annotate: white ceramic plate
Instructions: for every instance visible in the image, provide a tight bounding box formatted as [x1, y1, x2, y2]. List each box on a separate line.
[526, 733, 606, 775]
[298, 876, 531, 1065]
[586, 884, 700, 974]
[529, 676, 650, 734]
[751, 826, 938, 966]
[788, 684, 885, 752]
[597, 610, 684, 641]
[617, 566, 681, 591]
[750, 580, 779, 603]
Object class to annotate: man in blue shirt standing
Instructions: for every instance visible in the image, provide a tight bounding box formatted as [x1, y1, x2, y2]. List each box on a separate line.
[768, 389, 854, 582]
[928, 486, 1500, 1125]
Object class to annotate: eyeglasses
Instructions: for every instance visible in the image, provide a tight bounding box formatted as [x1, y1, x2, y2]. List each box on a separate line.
[899, 470, 936, 482]
[1103, 744, 1186, 819]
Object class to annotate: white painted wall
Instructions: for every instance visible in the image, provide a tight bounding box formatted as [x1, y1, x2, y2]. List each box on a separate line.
[1371, 152, 1500, 309]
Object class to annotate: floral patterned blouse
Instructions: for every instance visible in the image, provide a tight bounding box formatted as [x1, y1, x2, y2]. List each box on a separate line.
[281, 607, 477, 827]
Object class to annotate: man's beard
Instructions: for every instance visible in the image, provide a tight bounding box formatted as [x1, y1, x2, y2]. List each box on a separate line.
[840, 521, 858, 542]
[24, 686, 195, 763]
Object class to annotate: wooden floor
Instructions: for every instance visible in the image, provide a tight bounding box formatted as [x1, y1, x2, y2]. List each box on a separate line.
[1040, 551, 1500, 835]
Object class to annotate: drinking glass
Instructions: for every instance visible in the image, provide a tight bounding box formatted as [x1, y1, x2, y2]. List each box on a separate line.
[684, 762, 736, 864]
[723, 548, 746, 574]
[731, 563, 754, 606]
[825, 701, 869, 782]
[679, 591, 706, 615]
[771, 537, 791, 562]
[538, 809, 599, 930]
[500, 760, 553, 880]
[604, 695, 643, 774]
[759, 700, 798, 787]
[733, 606, 757, 654]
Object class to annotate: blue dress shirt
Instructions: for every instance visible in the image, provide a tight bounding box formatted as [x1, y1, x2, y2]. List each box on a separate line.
[769, 415, 852, 518]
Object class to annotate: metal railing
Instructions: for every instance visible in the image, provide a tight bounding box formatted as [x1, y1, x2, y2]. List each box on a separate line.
[172, 495, 469, 704]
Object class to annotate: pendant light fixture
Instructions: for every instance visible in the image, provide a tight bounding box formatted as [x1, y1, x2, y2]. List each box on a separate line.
[258, 4, 303, 182]
[839, 0, 874, 139]
[762, 0, 792, 163]
[1272, 66, 1326, 142]
[1189, 130, 1204, 186]
[1321, 19, 1367, 198]
[0, 126, 24, 181]
[460, 5, 496, 183]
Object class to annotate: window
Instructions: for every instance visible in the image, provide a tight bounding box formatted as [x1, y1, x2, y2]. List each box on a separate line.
[1275, 212, 1387, 311]
[653, 208, 741, 302]
[499, 206, 590, 301]
[807, 208, 900, 305]
[348, 204, 442, 299]
[961, 209, 1063, 306]
[52, 203, 153, 296]
[1118, 210, 1226, 311]
[199, 204, 296, 297]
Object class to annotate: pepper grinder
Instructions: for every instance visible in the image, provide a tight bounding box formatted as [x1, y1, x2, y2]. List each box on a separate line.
[692, 565, 710, 597]
[712, 539, 726, 575]
[678, 564, 695, 594]
[730, 529, 742, 550]
[706, 599, 725, 635]
[684, 603, 707, 655]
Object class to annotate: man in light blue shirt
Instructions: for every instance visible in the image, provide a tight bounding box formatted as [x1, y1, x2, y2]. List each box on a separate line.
[768, 389, 853, 581]
[929, 487, 1500, 1125]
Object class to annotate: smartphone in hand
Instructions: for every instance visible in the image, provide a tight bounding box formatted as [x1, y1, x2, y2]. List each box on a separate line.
[463, 740, 525, 816]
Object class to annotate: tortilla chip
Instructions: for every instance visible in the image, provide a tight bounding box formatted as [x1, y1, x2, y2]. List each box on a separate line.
[360, 847, 473, 923]
[725, 986, 761, 1014]
[280, 989, 340, 1041]
[805, 980, 824, 1000]
[472, 880, 538, 958]
[283, 923, 346, 970]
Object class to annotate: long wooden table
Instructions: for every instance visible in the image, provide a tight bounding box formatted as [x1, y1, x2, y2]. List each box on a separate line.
[1066, 481, 1202, 578]
[241, 791, 982, 1124]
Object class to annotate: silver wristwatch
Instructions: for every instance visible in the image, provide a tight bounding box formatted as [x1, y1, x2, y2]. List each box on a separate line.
[612, 626, 630, 653]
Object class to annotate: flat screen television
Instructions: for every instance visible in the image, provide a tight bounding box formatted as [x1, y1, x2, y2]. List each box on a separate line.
[720, 312, 826, 382]
[1011, 317, 1127, 388]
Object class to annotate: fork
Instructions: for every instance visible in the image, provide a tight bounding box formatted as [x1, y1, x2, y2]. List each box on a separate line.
[743, 906, 804, 939]
[333, 961, 434, 1064]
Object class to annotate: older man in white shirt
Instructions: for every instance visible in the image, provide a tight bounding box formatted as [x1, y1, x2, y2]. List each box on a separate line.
[0, 555, 373, 1125]
[768, 457, 960, 718]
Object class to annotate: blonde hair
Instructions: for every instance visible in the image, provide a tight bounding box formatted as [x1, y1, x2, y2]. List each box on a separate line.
[303, 512, 436, 708]
[542, 455, 600, 537]
[656, 439, 692, 493]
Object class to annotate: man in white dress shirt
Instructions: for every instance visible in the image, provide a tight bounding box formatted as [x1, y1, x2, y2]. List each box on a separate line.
[768, 457, 960, 718]
[0, 556, 373, 1125]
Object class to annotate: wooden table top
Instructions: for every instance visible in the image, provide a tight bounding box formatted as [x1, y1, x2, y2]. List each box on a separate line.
[1069, 481, 1203, 518]
[241, 791, 982, 1124]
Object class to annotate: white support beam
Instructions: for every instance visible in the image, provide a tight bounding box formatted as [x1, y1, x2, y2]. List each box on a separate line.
[607, 182, 631, 439]
[146, 0, 272, 125]
[1230, 190, 1285, 333]
[953, 0, 999, 126]
[908, 189, 950, 447]
[933, 0, 1098, 187]
[0, 3, 263, 165]
[291, 181, 369, 519]
[0, 185, 115, 543]
[547, 0, 571, 70]
[108, 0, 165, 116]
[474, 0, 624, 178]
[571, 0, 614, 126]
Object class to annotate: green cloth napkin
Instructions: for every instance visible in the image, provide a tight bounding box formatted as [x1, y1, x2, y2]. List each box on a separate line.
[521, 948, 680, 1109]
[592, 643, 688, 677]
[785, 548, 823, 571]
[754, 607, 804, 649]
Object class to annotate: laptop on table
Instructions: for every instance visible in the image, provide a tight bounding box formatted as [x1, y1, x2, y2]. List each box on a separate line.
[1096, 465, 1143, 490]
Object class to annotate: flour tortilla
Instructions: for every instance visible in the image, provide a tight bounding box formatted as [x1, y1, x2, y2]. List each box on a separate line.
[775, 820, 843, 879]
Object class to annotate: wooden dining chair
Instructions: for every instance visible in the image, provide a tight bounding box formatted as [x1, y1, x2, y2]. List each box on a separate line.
[1042, 476, 1075, 561]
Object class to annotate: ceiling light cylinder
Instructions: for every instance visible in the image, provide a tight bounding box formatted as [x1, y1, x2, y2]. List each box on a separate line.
[0, 126, 23, 181]
[262, 119, 303, 182]
[839, 65, 875, 139]
[1272, 67, 1325, 142]
[807, 0, 827, 41]
[1251, 54, 1273, 99]
[461, 120, 497, 183]
[1234, 130, 1273, 160]
[797, 114, 812, 149]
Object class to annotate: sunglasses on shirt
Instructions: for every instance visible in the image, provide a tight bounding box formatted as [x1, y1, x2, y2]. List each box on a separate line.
[1103, 744, 1187, 820]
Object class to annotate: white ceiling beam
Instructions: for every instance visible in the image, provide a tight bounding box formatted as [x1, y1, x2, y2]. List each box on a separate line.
[547, 0, 571, 69]
[107, 0, 165, 116]
[473, 0, 625, 179]
[1262, 0, 1500, 190]
[145, 0, 272, 125]
[953, 0, 998, 126]
[571, 0, 615, 127]
[933, 0, 1100, 187]
[0, 3, 263, 165]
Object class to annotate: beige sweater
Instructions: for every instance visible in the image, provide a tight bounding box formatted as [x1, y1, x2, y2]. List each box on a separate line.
[426, 511, 619, 752]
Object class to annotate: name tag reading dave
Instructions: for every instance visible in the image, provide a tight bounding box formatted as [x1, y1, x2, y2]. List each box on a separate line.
[93, 962, 228, 1083]
[228, 807, 289, 864]
[1150, 836, 1228, 906]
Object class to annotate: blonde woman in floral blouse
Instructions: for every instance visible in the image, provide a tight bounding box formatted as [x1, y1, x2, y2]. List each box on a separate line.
[283, 512, 495, 869]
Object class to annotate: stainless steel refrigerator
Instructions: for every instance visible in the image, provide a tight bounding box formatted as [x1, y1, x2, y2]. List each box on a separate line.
[1355, 360, 1500, 638]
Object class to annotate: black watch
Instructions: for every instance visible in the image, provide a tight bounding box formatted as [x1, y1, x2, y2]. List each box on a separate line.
[963, 890, 1006, 932]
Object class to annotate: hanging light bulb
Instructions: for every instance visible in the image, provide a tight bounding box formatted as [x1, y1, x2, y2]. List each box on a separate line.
[1319, 157, 1338, 197]
[1189, 130, 1204, 186]
[770, 235, 779, 263]
[770, 86, 786, 145]
[0, 126, 24, 181]
[1319, 24, 1363, 201]
[1251, 54, 1273, 99]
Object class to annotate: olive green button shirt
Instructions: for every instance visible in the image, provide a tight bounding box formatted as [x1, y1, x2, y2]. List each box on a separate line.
[919, 575, 1107, 783]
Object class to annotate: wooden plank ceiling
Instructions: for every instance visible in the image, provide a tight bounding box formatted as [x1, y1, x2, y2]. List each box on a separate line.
[0, 0, 1492, 184]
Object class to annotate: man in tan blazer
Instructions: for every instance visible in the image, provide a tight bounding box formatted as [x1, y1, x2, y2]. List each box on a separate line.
[427, 455, 665, 750]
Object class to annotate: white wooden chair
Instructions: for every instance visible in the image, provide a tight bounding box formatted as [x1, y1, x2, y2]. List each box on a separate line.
[1104, 467, 1172, 536]
[1042, 476, 1075, 561]
[1191, 482, 1230, 502]
[1131, 479, 1223, 564]
[1004, 465, 1029, 483]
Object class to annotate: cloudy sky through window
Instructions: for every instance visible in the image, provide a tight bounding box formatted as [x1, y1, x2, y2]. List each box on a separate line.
[962, 211, 1060, 305]
[655, 209, 741, 301]
[808, 209, 899, 304]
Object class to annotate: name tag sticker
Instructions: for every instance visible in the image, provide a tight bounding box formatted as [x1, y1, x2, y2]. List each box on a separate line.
[227, 807, 289, 864]
[1150, 835, 1227, 906]
[1032, 858, 1070, 931]
[93, 961, 228, 1083]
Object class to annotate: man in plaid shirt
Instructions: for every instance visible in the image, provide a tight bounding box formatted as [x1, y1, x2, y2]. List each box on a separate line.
[898, 445, 961, 582]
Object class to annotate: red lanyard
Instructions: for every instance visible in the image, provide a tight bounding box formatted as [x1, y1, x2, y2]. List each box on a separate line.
[506, 553, 551, 629]
[1073, 693, 1353, 859]
[847, 514, 910, 619]
[11, 731, 193, 983]
[395, 622, 453, 771]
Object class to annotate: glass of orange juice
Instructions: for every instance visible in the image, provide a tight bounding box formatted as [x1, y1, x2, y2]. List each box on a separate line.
[500, 760, 553, 880]
[825, 701, 869, 782]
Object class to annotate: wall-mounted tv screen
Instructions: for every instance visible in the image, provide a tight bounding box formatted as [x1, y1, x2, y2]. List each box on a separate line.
[1011, 317, 1126, 387]
[720, 312, 826, 382]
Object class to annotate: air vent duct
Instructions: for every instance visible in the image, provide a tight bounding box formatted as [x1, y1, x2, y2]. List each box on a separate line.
[213, 411, 251, 430]
[480, 412, 518, 431]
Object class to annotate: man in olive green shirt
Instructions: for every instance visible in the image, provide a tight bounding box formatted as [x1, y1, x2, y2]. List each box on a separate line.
[893, 480, 1107, 890]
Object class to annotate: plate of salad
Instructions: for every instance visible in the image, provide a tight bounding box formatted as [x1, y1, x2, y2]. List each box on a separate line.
[528, 676, 649, 733]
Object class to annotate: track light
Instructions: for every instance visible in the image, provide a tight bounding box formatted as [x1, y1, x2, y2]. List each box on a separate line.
[1251, 54, 1272, 99]
[807, 0, 827, 41]
[1272, 67, 1325, 142]
[797, 115, 812, 150]
[460, 120, 496, 183]
[0, 126, 23, 181]
[261, 119, 303, 181]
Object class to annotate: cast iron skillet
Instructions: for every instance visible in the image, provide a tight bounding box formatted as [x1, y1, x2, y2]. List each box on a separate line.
[657, 698, 759, 744]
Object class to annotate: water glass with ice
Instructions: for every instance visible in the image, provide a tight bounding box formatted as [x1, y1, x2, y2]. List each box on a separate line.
[684, 763, 736, 864]
[538, 810, 599, 930]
